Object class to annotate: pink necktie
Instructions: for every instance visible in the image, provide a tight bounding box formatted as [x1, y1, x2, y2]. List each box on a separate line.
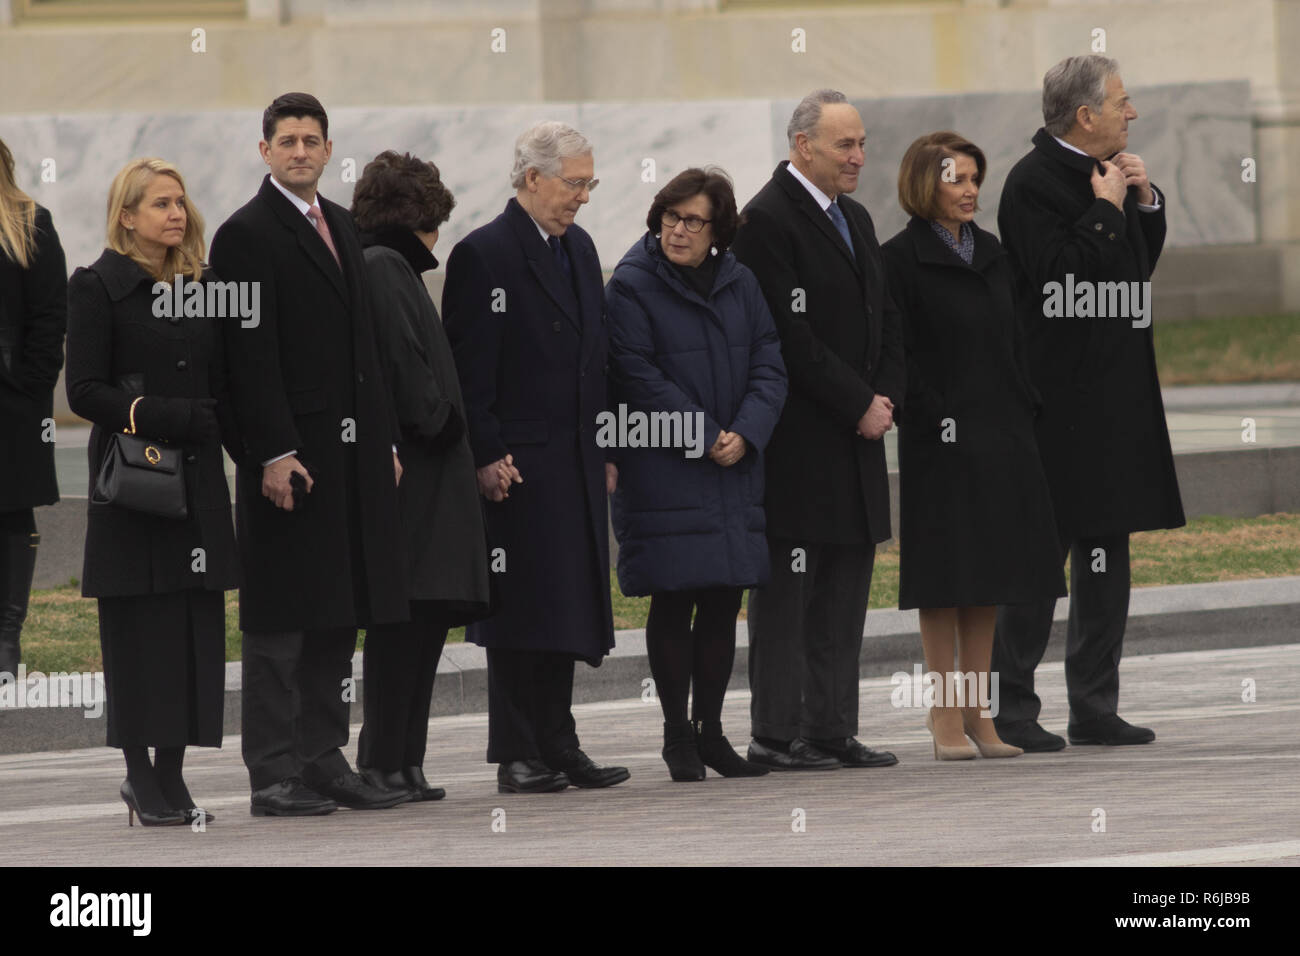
[307, 204, 341, 269]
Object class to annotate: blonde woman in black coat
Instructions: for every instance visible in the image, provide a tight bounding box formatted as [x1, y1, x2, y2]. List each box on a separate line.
[66, 159, 241, 825]
[881, 132, 1064, 760]
[0, 138, 67, 681]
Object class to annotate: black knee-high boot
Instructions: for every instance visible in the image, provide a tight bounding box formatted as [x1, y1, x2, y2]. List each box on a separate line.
[0, 528, 38, 678]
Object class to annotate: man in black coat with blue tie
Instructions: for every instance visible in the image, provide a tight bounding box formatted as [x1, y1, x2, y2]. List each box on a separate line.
[730, 90, 905, 771]
[210, 93, 410, 815]
[443, 121, 628, 794]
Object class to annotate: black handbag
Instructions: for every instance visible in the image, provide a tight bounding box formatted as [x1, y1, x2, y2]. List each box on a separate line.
[91, 396, 188, 519]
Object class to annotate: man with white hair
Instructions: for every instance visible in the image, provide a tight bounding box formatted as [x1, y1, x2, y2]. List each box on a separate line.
[443, 121, 629, 794]
[994, 55, 1184, 751]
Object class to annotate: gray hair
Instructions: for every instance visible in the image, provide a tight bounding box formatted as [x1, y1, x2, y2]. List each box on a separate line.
[1042, 55, 1120, 137]
[510, 121, 592, 189]
[786, 89, 848, 149]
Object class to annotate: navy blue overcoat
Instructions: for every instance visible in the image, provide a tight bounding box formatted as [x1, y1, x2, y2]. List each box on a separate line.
[605, 232, 787, 596]
[442, 199, 614, 664]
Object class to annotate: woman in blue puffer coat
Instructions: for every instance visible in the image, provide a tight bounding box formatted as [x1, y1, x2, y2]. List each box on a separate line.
[606, 167, 787, 782]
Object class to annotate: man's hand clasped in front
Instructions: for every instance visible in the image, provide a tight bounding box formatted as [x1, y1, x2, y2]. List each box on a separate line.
[261, 455, 313, 512]
[857, 393, 894, 440]
[476, 453, 523, 502]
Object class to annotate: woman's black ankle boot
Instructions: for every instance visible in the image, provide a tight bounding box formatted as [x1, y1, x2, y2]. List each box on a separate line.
[662, 721, 706, 781]
[694, 720, 769, 777]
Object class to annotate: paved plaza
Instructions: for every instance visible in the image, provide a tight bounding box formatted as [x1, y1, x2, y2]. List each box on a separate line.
[3, 643, 1296, 867]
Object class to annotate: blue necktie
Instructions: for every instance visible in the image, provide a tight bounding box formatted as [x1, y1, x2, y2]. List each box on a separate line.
[827, 200, 854, 254]
[548, 235, 572, 280]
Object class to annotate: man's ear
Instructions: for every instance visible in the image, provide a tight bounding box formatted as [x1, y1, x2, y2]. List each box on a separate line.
[794, 132, 812, 161]
[1075, 104, 1094, 133]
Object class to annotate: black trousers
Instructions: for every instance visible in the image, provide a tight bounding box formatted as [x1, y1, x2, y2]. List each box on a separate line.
[485, 647, 580, 764]
[241, 627, 358, 791]
[992, 532, 1131, 727]
[747, 537, 875, 741]
[357, 600, 450, 771]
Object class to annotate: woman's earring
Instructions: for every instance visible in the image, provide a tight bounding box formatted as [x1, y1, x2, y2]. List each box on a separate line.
[710, 244, 718, 256]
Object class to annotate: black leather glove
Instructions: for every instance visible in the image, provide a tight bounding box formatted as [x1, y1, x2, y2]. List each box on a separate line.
[186, 398, 220, 444]
[429, 404, 466, 452]
[132, 396, 193, 441]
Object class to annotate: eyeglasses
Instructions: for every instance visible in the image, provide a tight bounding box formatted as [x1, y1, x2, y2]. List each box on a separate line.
[661, 210, 711, 233]
[557, 176, 600, 193]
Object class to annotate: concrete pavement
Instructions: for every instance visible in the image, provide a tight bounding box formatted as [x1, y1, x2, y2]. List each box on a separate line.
[1, 642, 1297, 866]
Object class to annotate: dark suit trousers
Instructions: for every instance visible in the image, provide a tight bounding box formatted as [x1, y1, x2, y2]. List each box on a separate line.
[241, 628, 358, 791]
[993, 533, 1131, 727]
[485, 647, 580, 764]
[747, 537, 875, 741]
[357, 601, 450, 771]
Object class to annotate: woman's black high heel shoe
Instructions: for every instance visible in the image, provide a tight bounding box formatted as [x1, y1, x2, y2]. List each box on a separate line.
[179, 807, 216, 825]
[120, 780, 186, 828]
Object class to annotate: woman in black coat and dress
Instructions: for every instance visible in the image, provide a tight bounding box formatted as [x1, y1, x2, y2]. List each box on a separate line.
[880, 132, 1065, 760]
[0, 137, 67, 681]
[66, 158, 241, 825]
[351, 151, 490, 801]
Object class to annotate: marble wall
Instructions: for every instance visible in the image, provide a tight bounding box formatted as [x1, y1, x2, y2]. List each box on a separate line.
[1, 80, 1253, 285]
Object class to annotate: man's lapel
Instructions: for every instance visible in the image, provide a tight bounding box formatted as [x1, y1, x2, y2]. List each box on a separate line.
[776, 163, 860, 274]
[505, 200, 580, 330]
[570, 233, 603, 371]
[258, 175, 349, 304]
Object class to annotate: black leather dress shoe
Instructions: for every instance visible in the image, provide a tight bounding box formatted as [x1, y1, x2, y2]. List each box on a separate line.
[746, 737, 841, 771]
[250, 777, 338, 817]
[544, 749, 630, 789]
[402, 766, 446, 801]
[995, 720, 1066, 752]
[314, 771, 410, 809]
[806, 736, 899, 767]
[498, 759, 570, 794]
[358, 766, 418, 804]
[1068, 714, 1155, 746]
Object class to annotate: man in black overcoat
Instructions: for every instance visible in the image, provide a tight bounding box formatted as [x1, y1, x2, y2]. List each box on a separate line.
[730, 91, 905, 771]
[209, 93, 409, 814]
[994, 56, 1185, 751]
[442, 121, 628, 794]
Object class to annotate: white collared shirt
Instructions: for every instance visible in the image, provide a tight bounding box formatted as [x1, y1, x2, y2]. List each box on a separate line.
[785, 161, 836, 213]
[1051, 135, 1161, 212]
[268, 174, 317, 218]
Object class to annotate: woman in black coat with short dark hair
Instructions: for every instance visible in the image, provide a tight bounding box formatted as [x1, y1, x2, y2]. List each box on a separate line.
[351, 151, 490, 802]
[881, 132, 1065, 761]
[66, 158, 240, 826]
[0, 138, 67, 681]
